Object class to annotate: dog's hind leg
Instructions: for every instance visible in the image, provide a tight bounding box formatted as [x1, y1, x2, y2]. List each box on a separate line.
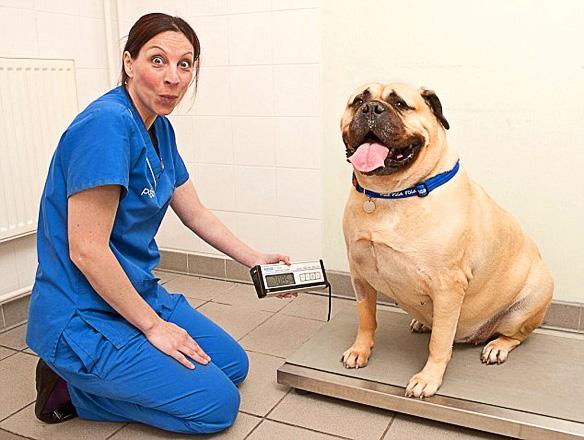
[481, 264, 553, 365]
[480, 303, 547, 365]
[481, 298, 550, 364]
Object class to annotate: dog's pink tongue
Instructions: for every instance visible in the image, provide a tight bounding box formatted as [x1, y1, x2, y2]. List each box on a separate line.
[348, 142, 389, 172]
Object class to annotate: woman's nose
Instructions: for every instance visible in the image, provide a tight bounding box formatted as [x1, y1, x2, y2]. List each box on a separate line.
[164, 67, 180, 86]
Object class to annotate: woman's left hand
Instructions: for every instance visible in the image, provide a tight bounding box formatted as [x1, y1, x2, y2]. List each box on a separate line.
[252, 253, 297, 299]
[253, 253, 291, 266]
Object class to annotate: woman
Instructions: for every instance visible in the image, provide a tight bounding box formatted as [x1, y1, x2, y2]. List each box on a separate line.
[26, 13, 290, 434]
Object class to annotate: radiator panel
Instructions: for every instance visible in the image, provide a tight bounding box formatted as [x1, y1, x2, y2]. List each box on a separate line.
[0, 58, 77, 242]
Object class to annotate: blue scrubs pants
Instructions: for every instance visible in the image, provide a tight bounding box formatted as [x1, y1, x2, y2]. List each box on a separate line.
[45, 295, 249, 434]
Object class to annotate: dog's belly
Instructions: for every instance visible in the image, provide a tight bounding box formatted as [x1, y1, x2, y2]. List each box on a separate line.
[350, 238, 435, 322]
[350, 237, 499, 337]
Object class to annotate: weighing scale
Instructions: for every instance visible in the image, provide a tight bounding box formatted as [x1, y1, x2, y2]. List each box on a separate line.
[250, 262, 584, 439]
[277, 309, 584, 439]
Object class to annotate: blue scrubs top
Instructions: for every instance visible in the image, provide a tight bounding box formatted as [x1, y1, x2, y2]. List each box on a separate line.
[27, 86, 190, 363]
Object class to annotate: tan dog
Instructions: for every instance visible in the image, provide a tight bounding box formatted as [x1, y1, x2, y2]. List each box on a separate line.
[340, 82, 553, 399]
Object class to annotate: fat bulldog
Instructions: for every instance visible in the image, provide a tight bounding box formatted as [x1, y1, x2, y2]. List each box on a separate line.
[340, 82, 553, 398]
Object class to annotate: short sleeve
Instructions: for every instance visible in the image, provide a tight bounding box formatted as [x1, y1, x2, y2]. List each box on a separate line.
[173, 149, 189, 188]
[62, 105, 131, 198]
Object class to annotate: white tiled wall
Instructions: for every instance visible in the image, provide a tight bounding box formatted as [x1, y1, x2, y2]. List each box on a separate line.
[0, 0, 113, 300]
[114, 0, 323, 262]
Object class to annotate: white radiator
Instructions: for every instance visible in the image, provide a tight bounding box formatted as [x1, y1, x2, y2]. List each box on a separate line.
[0, 58, 78, 243]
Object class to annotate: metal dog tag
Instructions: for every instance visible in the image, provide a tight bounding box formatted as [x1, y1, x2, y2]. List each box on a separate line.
[363, 198, 376, 213]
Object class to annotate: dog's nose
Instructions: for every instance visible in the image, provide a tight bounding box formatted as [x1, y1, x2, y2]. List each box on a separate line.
[361, 101, 385, 116]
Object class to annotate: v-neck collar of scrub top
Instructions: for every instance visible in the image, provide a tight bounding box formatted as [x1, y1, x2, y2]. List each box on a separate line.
[122, 86, 165, 184]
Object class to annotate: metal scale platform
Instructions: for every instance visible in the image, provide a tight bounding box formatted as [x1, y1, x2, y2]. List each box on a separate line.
[277, 309, 584, 439]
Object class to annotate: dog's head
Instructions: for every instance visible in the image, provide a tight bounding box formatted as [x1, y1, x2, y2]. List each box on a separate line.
[341, 82, 449, 176]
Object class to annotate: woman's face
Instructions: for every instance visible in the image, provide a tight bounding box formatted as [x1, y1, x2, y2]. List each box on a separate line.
[124, 31, 195, 127]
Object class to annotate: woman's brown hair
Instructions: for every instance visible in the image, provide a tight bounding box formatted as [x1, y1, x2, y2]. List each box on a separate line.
[120, 13, 201, 95]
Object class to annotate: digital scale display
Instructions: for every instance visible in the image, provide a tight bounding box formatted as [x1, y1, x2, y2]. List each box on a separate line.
[266, 273, 296, 288]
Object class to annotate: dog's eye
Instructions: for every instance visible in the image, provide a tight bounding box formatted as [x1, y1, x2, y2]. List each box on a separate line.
[394, 99, 407, 108]
[352, 97, 363, 107]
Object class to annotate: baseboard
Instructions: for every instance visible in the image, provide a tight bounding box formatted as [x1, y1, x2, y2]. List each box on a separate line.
[0, 292, 30, 333]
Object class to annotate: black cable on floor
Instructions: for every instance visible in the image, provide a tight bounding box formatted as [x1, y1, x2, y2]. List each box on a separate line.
[327, 283, 332, 322]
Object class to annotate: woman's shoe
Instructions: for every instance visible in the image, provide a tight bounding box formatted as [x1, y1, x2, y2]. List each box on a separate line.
[34, 358, 77, 423]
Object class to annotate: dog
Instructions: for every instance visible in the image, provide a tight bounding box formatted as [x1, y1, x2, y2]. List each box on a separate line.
[340, 82, 553, 398]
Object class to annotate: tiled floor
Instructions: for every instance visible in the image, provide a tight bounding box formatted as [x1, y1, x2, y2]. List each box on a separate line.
[0, 272, 509, 440]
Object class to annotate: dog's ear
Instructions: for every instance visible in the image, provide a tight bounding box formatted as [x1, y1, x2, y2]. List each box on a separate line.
[420, 88, 450, 130]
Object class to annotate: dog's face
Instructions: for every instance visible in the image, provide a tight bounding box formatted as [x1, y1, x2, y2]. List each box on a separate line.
[341, 82, 449, 176]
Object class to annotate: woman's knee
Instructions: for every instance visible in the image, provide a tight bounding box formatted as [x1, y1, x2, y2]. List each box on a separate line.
[184, 382, 240, 434]
[230, 346, 249, 386]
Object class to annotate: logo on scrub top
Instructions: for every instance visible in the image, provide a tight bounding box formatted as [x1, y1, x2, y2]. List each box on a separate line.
[141, 187, 155, 198]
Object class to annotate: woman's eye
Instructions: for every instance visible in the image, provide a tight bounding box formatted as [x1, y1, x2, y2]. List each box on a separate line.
[152, 56, 164, 65]
[179, 60, 192, 69]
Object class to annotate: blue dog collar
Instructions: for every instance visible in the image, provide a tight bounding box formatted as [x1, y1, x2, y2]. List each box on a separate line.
[352, 160, 460, 199]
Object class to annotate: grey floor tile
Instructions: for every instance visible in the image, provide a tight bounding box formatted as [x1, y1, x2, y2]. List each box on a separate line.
[239, 351, 289, 416]
[246, 420, 340, 440]
[109, 412, 261, 439]
[20, 351, 38, 360]
[212, 283, 294, 313]
[164, 275, 236, 301]
[197, 302, 273, 341]
[185, 297, 206, 309]
[0, 354, 37, 420]
[153, 270, 179, 285]
[0, 428, 31, 439]
[239, 314, 325, 358]
[0, 325, 27, 351]
[0, 346, 17, 361]
[0, 404, 123, 440]
[383, 414, 509, 439]
[279, 293, 354, 321]
[268, 391, 391, 440]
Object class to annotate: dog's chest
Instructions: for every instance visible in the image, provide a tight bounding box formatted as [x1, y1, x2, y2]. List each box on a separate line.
[349, 229, 433, 302]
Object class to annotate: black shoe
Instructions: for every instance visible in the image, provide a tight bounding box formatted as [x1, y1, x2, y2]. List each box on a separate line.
[34, 359, 78, 424]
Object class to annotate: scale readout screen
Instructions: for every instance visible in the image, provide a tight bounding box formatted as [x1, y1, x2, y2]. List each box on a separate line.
[265, 273, 295, 288]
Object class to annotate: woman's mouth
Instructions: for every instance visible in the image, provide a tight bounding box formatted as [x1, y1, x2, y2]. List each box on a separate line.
[159, 95, 178, 106]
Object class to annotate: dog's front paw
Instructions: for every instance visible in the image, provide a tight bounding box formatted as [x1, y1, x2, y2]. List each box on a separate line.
[341, 344, 372, 369]
[405, 370, 442, 398]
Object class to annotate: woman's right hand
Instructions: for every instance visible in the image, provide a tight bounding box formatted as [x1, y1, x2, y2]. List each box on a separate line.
[144, 319, 211, 369]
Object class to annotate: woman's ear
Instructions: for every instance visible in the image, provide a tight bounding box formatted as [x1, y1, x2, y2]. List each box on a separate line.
[123, 51, 134, 79]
